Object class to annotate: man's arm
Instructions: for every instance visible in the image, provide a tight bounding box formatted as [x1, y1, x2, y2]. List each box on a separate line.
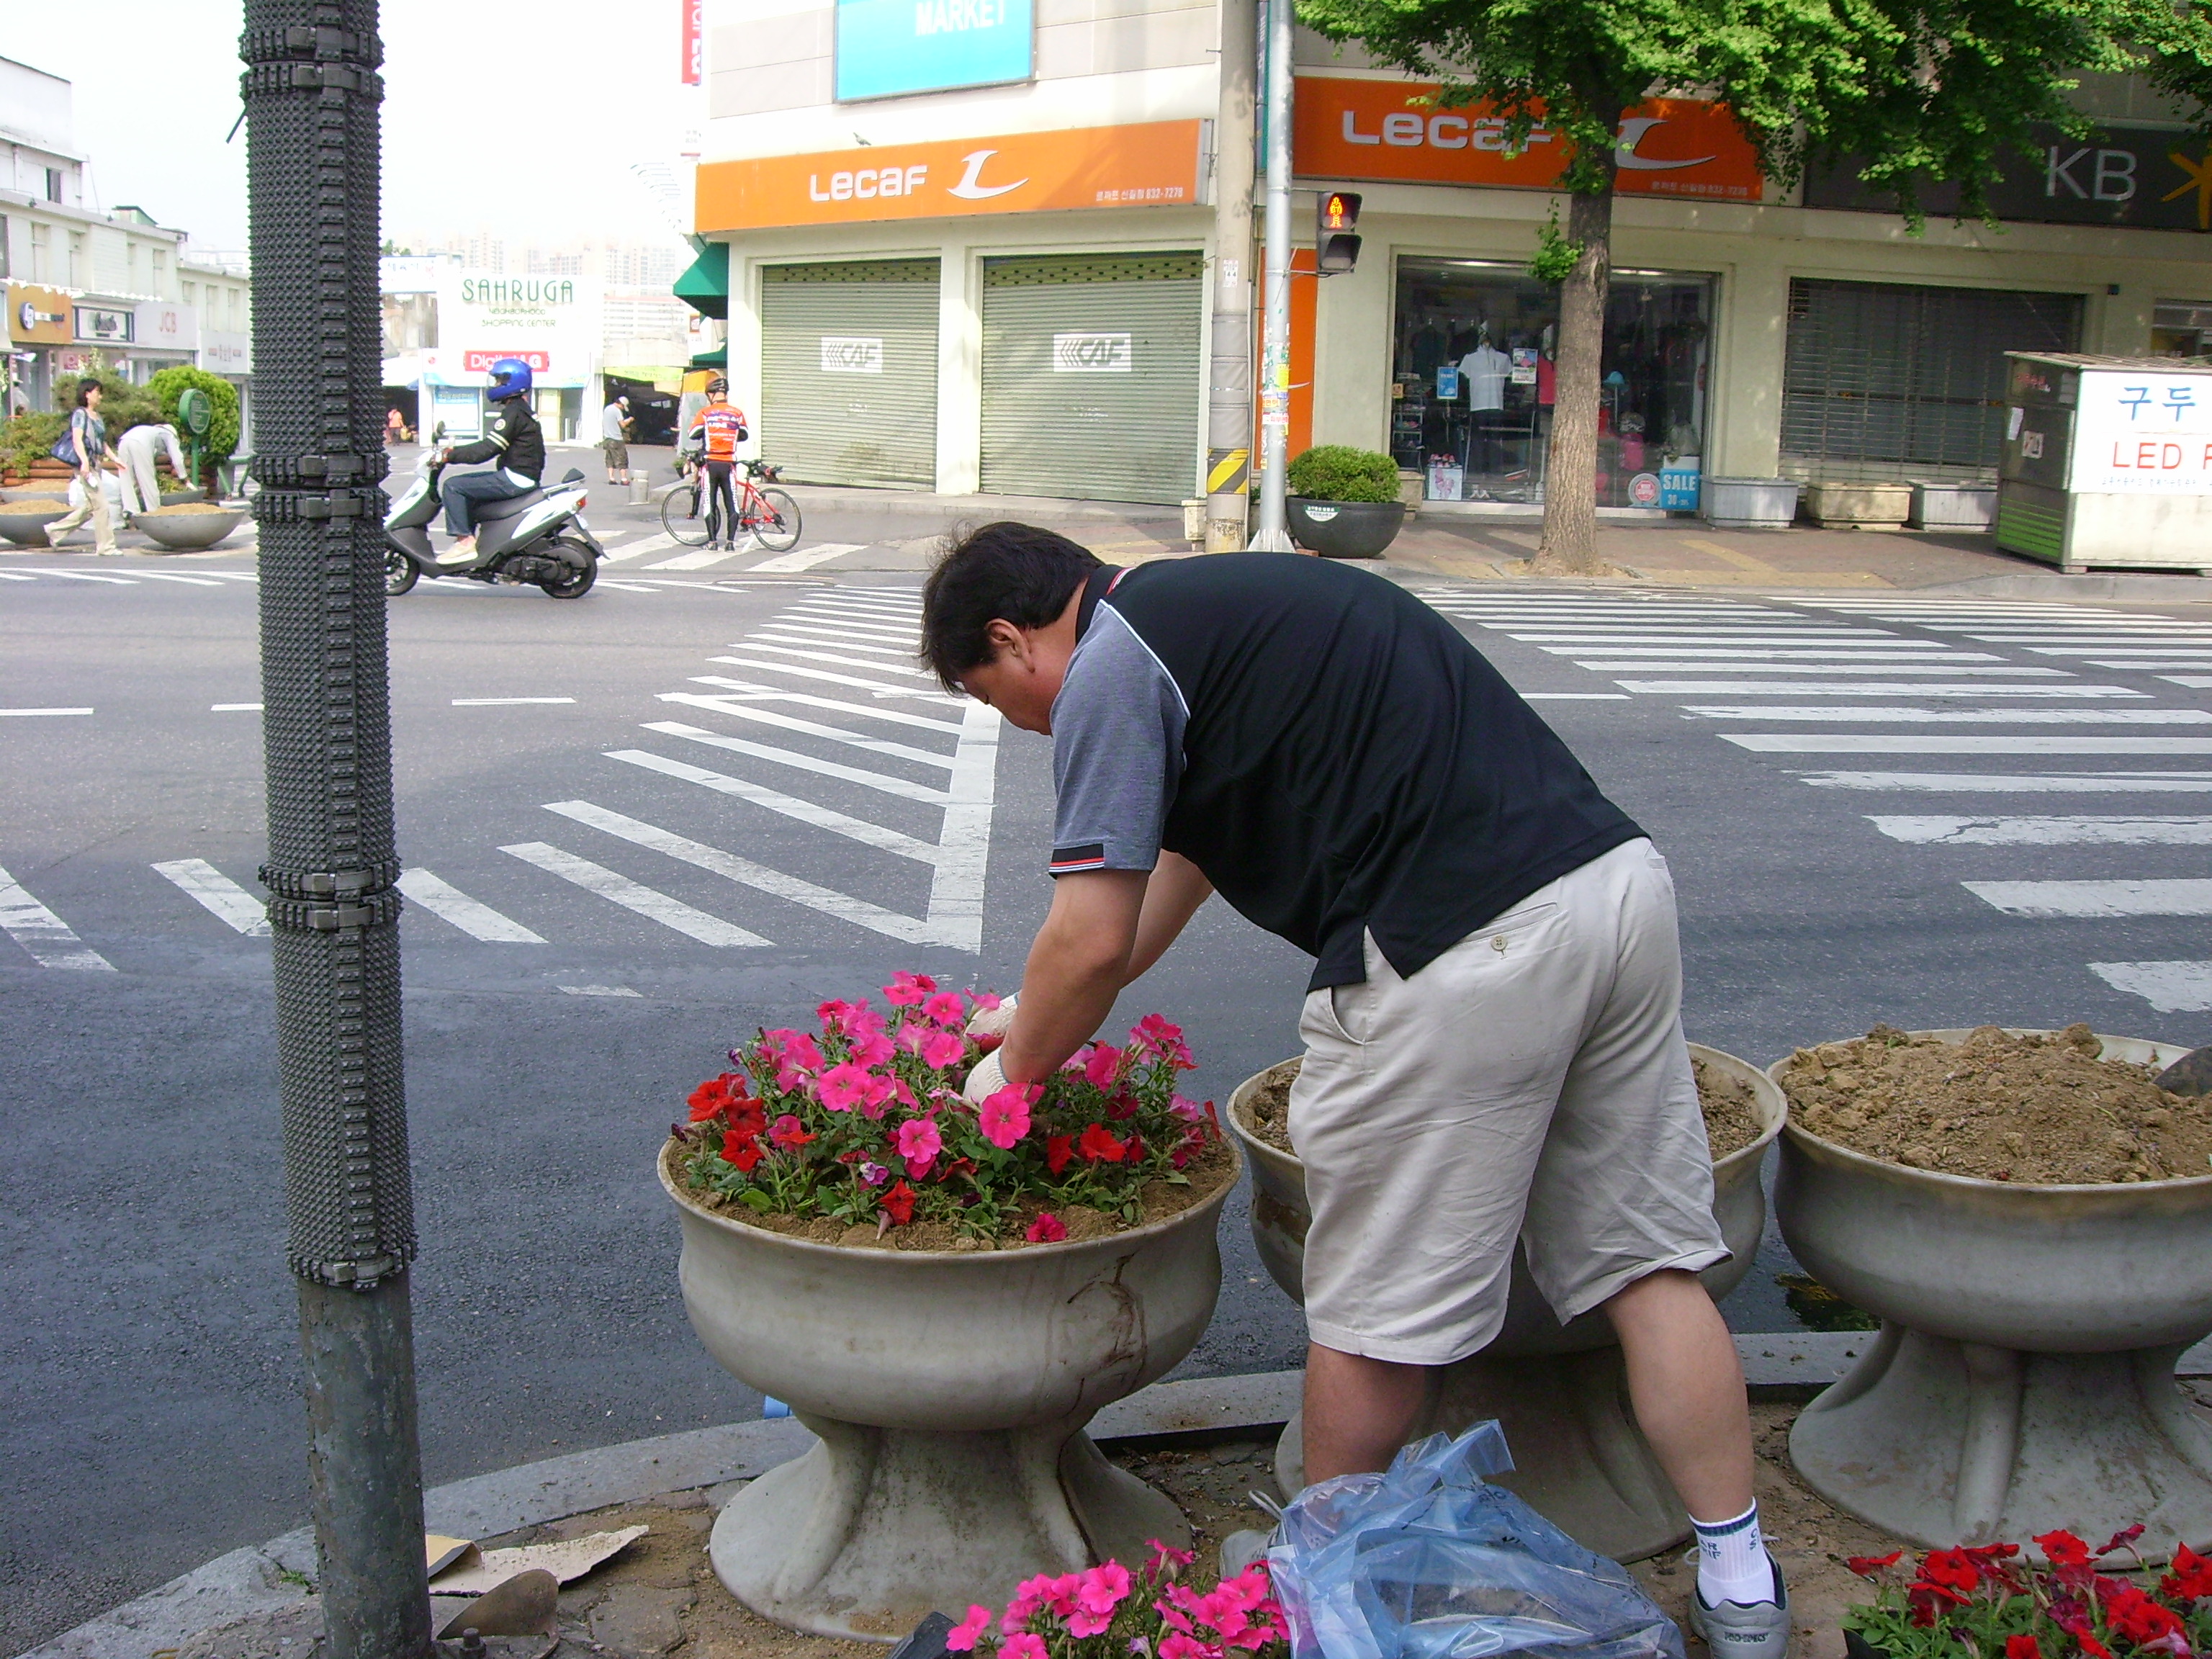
[997, 869, 1148, 1086]
[1125, 850, 1211, 984]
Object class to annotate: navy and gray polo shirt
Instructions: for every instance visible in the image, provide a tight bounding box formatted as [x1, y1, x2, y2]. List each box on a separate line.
[1047, 554, 1645, 992]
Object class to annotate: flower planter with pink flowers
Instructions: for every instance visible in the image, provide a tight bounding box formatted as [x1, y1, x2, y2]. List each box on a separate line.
[1223, 1043, 1784, 1563]
[660, 976, 1241, 1640]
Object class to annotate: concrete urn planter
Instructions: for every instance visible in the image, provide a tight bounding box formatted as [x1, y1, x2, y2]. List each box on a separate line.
[658, 1143, 1239, 1640]
[130, 508, 246, 551]
[1286, 498, 1406, 558]
[1223, 1044, 1782, 1560]
[1803, 480, 1912, 531]
[0, 504, 69, 547]
[1772, 1029, 2212, 1555]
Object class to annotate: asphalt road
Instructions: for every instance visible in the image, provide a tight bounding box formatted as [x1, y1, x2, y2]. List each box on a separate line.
[4, 491, 2210, 1651]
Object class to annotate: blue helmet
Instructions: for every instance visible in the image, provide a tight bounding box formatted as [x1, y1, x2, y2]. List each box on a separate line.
[485, 357, 533, 401]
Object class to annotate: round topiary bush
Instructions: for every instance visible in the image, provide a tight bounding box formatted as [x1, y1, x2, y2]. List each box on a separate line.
[1286, 445, 1401, 503]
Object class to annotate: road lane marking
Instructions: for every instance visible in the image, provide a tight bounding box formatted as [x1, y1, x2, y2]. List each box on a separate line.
[1620, 682, 2139, 697]
[211, 703, 262, 712]
[1524, 693, 1630, 700]
[769, 608, 916, 637]
[747, 542, 867, 574]
[1964, 879, 2212, 918]
[2089, 961, 2212, 1012]
[151, 859, 271, 936]
[685, 677, 966, 732]
[560, 984, 642, 997]
[608, 750, 943, 863]
[654, 695, 958, 768]
[733, 641, 932, 676]
[1573, 663, 2066, 676]
[1556, 649, 2002, 662]
[397, 868, 547, 943]
[601, 532, 679, 563]
[452, 697, 576, 706]
[643, 721, 953, 804]
[1801, 770, 2212, 792]
[1689, 706, 2212, 724]
[2163, 676, 2212, 689]
[1, 708, 92, 717]
[1726, 736, 2212, 754]
[498, 841, 770, 946]
[130, 572, 224, 586]
[23, 570, 136, 584]
[0, 572, 33, 582]
[0, 861, 114, 971]
[748, 629, 914, 655]
[706, 656, 959, 701]
[1868, 816, 2212, 845]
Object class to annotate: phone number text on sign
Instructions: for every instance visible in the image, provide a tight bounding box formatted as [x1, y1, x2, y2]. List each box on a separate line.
[2072, 369, 2212, 494]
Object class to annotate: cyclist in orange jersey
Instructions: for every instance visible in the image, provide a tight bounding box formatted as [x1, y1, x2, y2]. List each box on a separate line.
[685, 378, 751, 549]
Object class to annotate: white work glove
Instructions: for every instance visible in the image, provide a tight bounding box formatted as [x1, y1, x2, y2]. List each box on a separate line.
[965, 989, 1019, 1043]
[963, 1049, 1009, 1105]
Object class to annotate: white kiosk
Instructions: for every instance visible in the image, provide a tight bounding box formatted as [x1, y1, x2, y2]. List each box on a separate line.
[1997, 351, 2212, 575]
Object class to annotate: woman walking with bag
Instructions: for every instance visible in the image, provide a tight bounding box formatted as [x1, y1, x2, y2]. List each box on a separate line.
[47, 379, 122, 556]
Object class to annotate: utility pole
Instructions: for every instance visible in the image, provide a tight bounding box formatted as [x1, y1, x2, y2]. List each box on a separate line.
[1204, 0, 1257, 554]
[1248, 0, 1295, 552]
[240, 6, 433, 1658]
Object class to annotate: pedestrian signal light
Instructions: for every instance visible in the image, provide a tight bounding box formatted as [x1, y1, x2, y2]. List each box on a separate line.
[1316, 192, 1362, 276]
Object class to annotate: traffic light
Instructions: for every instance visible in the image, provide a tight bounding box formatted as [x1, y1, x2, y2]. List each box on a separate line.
[1316, 191, 1363, 276]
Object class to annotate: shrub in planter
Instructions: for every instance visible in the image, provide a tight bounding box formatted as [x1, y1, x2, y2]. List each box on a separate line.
[1285, 446, 1408, 559]
[1286, 446, 1401, 503]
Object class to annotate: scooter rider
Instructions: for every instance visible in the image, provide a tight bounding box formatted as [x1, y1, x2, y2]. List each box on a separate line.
[684, 378, 750, 552]
[439, 357, 545, 564]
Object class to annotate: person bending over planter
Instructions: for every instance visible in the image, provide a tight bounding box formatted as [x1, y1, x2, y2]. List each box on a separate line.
[923, 526, 1790, 1658]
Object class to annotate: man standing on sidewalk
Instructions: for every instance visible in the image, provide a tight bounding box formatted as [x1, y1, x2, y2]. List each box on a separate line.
[928, 527, 1790, 1658]
[48, 379, 121, 555]
[601, 393, 633, 487]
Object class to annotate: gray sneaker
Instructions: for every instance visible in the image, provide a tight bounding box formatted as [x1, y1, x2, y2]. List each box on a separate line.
[1219, 1529, 1269, 1578]
[1688, 1556, 1791, 1659]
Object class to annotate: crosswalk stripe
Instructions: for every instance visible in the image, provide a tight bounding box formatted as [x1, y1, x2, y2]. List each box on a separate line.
[151, 859, 271, 936]
[774, 606, 917, 634]
[734, 640, 933, 677]
[1728, 735, 2212, 753]
[2164, 676, 2212, 688]
[1801, 770, 2212, 792]
[1867, 816, 2212, 845]
[2028, 647, 2212, 657]
[750, 629, 914, 655]
[561, 983, 643, 998]
[2088, 961, 2212, 1012]
[2090, 662, 2212, 670]
[1617, 682, 2142, 698]
[1506, 631, 1900, 644]
[33, 570, 137, 584]
[544, 800, 949, 946]
[601, 532, 679, 564]
[606, 750, 944, 863]
[498, 841, 770, 945]
[1576, 663, 2070, 675]
[1555, 649, 2002, 661]
[0, 571, 34, 581]
[642, 721, 953, 804]
[396, 868, 547, 942]
[748, 542, 866, 574]
[131, 572, 225, 586]
[686, 677, 966, 733]
[655, 695, 958, 768]
[786, 599, 922, 619]
[1964, 879, 2212, 917]
[1687, 706, 2212, 724]
[706, 655, 959, 701]
[0, 860, 114, 971]
[1, 707, 93, 717]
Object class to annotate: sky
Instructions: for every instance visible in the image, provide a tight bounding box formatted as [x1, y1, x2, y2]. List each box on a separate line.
[5, 0, 703, 253]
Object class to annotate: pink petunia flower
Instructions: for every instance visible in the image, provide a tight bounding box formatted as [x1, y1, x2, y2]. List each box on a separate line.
[891, 1074, 920, 1111]
[1082, 1043, 1122, 1090]
[768, 1114, 814, 1150]
[922, 990, 969, 1027]
[946, 1606, 994, 1653]
[814, 1062, 875, 1112]
[921, 1029, 967, 1070]
[968, 989, 1002, 1012]
[894, 1116, 943, 1166]
[849, 1030, 895, 1069]
[1171, 1094, 1205, 1122]
[1002, 1636, 1049, 1659]
[896, 1021, 934, 1057]
[979, 1084, 1035, 1148]
[1158, 1635, 1216, 1659]
[1025, 1212, 1068, 1244]
[855, 1069, 897, 1120]
[884, 971, 937, 1007]
[1077, 1563, 1132, 1617]
[1129, 1013, 1195, 1067]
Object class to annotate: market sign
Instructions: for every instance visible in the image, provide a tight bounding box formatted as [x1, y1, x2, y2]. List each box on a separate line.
[834, 0, 1033, 102]
[696, 120, 1203, 230]
[1807, 124, 2212, 230]
[74, 305, 133, 345]
[8, 283, 71, 344]
[135, 300, 199, 354]
[1293, 80, 1763, 201]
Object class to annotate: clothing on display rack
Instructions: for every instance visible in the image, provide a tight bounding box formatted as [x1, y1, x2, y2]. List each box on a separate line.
[1458, 342, 1511, 412]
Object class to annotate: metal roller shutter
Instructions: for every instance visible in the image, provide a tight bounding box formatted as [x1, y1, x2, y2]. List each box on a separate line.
[761, 260, 940, 487]
[1781, 278, 2082, 484]
[981, 253, 1202, 504]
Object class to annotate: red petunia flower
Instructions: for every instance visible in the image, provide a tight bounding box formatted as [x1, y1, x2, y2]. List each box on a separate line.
[1848, 1552, 1905, 1578]
[880, 1180, 916, 1226]
[1046, 1134, 1074, 1175]
[2095, 1527, 2147, 1560]
[2038, 1532, 2095, 1568]
[768, 1113, 814, 1150]
[721, 1130, 763, 1173]
[688, 1073, 739, 1120]
[1922, 1549, 1981, 1593]
[2162, 1542, 2212, 1602]
[1025, 1212, 1067, 1243]
[2007, 1637, 2043, 1659]
[1077, 1122, 1128, 1163]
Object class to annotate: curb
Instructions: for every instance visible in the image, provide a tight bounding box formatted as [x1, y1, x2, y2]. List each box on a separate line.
[25, 1336, 2210, 1659]
[1905, 570, 2212, 603]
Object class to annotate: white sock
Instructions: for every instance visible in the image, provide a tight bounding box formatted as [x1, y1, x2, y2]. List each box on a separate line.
[1694, 1502, 1775, 1606]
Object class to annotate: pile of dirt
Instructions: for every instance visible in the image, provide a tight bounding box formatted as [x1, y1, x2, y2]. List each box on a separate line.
[665, 1134, 1238, 1251]
[138, 501, 231, 514]
[1779, 1023, 2212, 1184]
[1240, 1056, 1767, 1160]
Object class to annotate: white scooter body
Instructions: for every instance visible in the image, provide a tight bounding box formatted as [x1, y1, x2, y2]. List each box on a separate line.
[382, 451, 603, 598]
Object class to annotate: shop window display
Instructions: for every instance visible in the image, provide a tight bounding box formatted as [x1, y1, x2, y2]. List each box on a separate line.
[1393, 258, 1713, 508]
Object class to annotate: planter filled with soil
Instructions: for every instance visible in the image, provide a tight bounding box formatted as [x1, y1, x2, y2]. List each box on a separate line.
[1771, 1024, 2212, 1554]
[1226, 1043, 1782, 1561]
[130, 502, 245, 551]
[659, 986, 1239, 1639]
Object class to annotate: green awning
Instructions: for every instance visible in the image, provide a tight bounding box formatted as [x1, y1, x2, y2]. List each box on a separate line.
[688, 344, 727, 369]
[674, 242, 729, 320]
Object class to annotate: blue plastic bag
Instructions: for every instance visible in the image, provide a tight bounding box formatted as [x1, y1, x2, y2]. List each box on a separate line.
[1267, 1422, 1684, 1659]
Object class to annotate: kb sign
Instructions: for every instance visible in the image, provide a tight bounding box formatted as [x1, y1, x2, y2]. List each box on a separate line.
[1051, 331, 1133, 373]
[1809, 121, 2212, 230]
[820, 336, 885, 373]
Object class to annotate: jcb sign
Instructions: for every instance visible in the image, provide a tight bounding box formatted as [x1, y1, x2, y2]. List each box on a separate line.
[820, 336, 885, 373]
[1052, 331, 1133, 372]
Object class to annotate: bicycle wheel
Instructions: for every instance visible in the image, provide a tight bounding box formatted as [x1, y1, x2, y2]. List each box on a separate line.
[744, 486, 802, 552]
[660, 480, 709, 547]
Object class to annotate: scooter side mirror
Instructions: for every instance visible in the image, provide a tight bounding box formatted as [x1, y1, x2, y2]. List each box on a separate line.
[562, 467, 585, 483]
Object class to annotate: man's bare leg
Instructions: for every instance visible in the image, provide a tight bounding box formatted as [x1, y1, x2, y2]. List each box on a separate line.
[1300, 1342, 1429, 1484]
[1603, 1267, 1753, 1519]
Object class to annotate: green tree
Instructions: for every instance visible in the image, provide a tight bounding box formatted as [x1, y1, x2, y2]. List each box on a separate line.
[144, 366, 243, 464]
[1297, 0, 2212, 572]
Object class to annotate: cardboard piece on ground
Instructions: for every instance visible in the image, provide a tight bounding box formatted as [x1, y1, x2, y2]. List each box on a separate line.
[426, 1535, 477, 1578]
[428, 1526, 649, 1596]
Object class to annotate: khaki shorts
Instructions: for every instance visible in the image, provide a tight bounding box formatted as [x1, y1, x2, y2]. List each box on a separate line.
[601, 440, 629, 467]
[1291, 837, 1726, 1367]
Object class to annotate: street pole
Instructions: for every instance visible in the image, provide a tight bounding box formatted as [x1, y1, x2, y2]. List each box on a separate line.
[1248, 0, 1295, 552]
[240, 6, 432, 1658]
[1204, 0, 1257, 554]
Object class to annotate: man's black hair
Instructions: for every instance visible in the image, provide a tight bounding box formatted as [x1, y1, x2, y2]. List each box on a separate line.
[920, 521, 1105, 692]
[75, 377, 103, 405]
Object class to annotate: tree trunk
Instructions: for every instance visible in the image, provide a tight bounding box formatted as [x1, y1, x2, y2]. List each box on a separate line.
[1534, 176, 1614, 575]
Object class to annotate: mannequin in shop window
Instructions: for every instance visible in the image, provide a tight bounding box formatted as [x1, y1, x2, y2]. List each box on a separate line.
[1458, 325, 1513, 477]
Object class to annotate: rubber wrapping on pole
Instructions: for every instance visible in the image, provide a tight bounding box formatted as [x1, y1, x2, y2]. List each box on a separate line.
[243, 0, 414, 1291]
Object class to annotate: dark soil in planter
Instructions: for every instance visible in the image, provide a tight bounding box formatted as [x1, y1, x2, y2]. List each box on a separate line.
[1779, 1024, 2212, 1184]
[665, 1134, 1238, 1252]
[1241, 1055, 1765, 1159]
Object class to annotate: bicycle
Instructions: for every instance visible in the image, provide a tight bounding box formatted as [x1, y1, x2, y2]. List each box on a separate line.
[660, 457, 801, 552]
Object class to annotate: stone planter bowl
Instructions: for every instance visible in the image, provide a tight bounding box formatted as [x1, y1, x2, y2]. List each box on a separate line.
[1700, 477, 1799, 530]
[130, 508, 246, 551]
[1804, 480, 1912, 531]
[1286, 497, 1406, 558]
[1, 482, 71, 501]
[0, 505, 69, 547]
[1226, 1043, 1783, 1559]
[660, 1141, 1239, 1640]
[1771, 1028, 2212, 1553]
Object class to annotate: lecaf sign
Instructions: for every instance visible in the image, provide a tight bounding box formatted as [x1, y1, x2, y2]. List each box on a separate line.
[1294, 78, 1763, 202]
[696, 120, 1202, 231]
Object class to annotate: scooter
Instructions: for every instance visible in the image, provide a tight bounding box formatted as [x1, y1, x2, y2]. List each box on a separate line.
[382, 451, 603, 599]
